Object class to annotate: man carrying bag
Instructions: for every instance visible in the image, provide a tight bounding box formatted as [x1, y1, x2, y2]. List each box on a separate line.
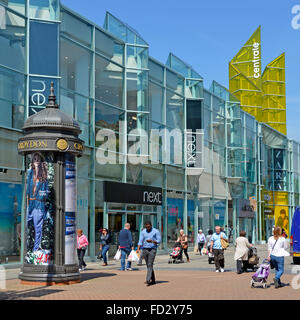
[210, 226, 228, 272]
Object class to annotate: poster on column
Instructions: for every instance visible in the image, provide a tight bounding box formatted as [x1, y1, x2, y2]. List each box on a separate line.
[25, 152, 55, 265]
[275, 206, 289, 237]
[274, 191, 289, 238]
[167, 198, 183, 241]
[65, 154, 77, 265]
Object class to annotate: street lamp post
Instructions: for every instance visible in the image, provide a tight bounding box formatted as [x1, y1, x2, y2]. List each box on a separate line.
[18, 83, 84, 285]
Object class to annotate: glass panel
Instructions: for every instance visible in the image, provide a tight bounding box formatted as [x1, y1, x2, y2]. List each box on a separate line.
[29, 77, 58, 116]
[186, 79, 203, 99]
[106, 13, 126, 43]
[167, 197, 184, 247]
[166, 91, 184, 129]
[105, 12, 147, 46]
[127, 70, 148, 111]
[0, 66, 25, 129]
[0, 178, 22, 263]
[187, 99, 202, 130]
[149, 82, 163, 124]
[0, 128, 23, 168]
[29, 0, 59, 20]
[95, 29, 124, 65]
[149, 59, 164, 84]
[95, 163, 123, 181]
[60, 38, 91, 96]
[60, 90, 90, 145]
[76, 95, 90, 145]
[166, 70, 184, 95]
[61, 10, 92, 47]
[0, 7, 25, 72]
[127, 112, 148, 133]
[30, 21, 58, 76]
[0, 0, 25, 14]
[126, 45, 148, 69]
[142, 165, 163, 187]
[95, 102, 124, 131]
[95, 55, 123, 108]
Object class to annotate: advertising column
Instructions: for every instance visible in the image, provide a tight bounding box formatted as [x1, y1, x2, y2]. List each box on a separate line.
[65, 154, 77, 265]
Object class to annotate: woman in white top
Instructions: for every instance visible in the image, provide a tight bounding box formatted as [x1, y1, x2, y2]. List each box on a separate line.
[268, 226, 289, 288]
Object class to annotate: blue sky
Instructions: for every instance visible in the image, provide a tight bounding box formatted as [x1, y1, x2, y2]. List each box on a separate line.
[61, 0, 300, 142]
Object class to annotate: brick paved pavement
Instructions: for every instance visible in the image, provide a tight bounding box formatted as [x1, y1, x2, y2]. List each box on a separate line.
[0, 244, 299, 300]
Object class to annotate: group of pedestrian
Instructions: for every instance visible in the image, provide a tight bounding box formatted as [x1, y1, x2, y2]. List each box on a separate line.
[77, 221, 161, 287]
[77, 222, 289, 289]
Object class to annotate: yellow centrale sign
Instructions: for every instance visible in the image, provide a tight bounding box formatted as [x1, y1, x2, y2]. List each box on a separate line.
[262, 53, 286, 135]
[229, 27, 287, 135]
[229, 26, 262, 121]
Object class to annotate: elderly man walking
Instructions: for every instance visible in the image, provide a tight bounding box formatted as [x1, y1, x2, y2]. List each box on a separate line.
[210, 226, 228, 272]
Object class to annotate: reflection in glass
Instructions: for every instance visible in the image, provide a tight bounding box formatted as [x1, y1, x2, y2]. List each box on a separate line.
[0, 66, 25, 129]
[166, 91, 183, 129]
[149, 59, 164, 84]
[95, 29, 124, 65]
[126, 45, 148, 69]
[61, 9, 92, 47]
[127, 70, 148, 111]
[30, 0, 59, 20]
[95, 102, 124, 132]
[60, 38, 91, 96]
[95, 55, 123, 108]
[0, 7, 25, 72]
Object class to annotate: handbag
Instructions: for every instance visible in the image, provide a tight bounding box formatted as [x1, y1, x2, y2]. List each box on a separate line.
[249, 255, 259, 265]
[270, 239, 278, 269]
[221, 237, 229, 250]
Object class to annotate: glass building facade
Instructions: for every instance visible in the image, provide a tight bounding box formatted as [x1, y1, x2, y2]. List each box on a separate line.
[0, 0, 299, 264]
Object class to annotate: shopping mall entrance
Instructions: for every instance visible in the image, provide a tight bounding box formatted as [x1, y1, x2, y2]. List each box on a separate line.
[96, 181, 162, 256]
[106, 204, 159, 254]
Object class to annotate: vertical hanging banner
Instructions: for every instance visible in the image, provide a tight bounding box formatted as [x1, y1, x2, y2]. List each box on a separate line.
[65, 154, 77, 265]
[25, 152, 55, 265]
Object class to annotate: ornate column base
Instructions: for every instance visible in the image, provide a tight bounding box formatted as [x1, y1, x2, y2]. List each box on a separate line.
[19, 264, 80, 285]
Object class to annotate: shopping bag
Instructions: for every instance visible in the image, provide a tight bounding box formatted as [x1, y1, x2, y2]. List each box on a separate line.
[221, 238, 229, 250]
[114, 249, 121, 260]
[201, 248, 208, 255]
[128, 250, 139, 262]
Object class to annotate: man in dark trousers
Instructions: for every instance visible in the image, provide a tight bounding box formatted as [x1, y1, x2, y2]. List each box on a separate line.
[118, 223, 134, 271]
[137, 221, 161, 286]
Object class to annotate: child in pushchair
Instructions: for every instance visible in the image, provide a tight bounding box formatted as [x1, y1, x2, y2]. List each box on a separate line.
[243, 246, 259, 271]
[168, 242, 184, 264]
[250, 259, 270, 289]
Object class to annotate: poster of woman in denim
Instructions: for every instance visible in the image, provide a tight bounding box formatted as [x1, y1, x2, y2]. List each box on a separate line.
[25, 152, 55, 265]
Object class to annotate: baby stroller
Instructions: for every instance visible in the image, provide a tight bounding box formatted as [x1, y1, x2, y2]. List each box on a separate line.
[244, 247, 259, 271]
[250, 259, 270, 289]
[168, 242, 184, 264]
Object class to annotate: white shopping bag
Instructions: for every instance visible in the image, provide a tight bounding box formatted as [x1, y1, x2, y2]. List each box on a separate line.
[114, 249, 121, 260]
[128, 250, 139, 262]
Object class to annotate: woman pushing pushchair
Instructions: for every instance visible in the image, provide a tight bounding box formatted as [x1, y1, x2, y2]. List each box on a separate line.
[176, 230, 190, 262]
